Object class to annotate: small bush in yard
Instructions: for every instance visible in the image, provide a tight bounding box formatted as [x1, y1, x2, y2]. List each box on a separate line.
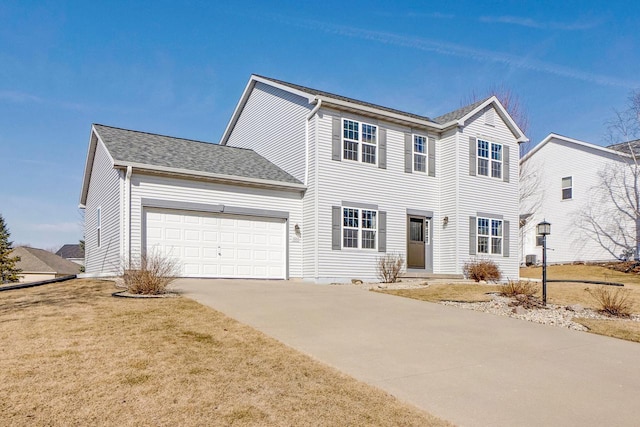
[463, 258, 501, 282]
[122, 251, 181, 295]
[499, 279, 537, 297]
[377, 253, 405, 283]
[587, 286, 633, 317]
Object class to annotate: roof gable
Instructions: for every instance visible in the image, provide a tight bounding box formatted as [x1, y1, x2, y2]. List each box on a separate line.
[221, 75, 528, 144]
[521, 133, 631, 164]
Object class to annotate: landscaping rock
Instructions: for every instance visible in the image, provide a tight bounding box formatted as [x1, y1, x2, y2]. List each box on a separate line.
[512, 306, 527, 315]
[351, 279, 363, 285]
[566, 304, 584, 313]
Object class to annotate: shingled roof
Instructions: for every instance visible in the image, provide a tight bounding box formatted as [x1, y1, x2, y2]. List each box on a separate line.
[93, 124, 302, 185]
[433, 98, 490, 124]
[14, 247, 82, 275]
[255, 75, 490, 126]
[56, 244, 84, 259]
[607, 139, 640, 156]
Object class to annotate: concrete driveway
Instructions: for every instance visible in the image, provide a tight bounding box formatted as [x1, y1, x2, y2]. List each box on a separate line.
[173, 279, 640, 427]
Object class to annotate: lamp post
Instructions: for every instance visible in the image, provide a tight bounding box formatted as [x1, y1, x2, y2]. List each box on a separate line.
[537, 220, 551, 305]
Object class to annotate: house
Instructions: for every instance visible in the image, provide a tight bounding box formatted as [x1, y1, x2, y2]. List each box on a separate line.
[80, 75, 527, 282]
[13, 246, 82, 283]
[56, 244, 85, 266]
[520, 133, 636, 264]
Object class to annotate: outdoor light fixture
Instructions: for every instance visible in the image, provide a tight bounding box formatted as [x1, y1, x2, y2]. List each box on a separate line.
[294, 224, 301, 237]
[536, 220, 551, 305]
[443, 216, 449, 226]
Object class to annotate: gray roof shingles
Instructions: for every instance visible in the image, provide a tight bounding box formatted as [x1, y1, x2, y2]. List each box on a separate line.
[607, 139, 640, 156]
[14, 247, 82, 275]
[56, 244, 84, 259]
[256, 75, 485, 125]
[432, 98, 490, 124]
[94, 124, 302, 185]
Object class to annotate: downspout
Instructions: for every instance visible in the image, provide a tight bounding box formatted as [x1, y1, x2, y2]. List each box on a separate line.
[305, 99, 322, 281]
[124, 166, 132, 264]
[305, 98, 322, 185]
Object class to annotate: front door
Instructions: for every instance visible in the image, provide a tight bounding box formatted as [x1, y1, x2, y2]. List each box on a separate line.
[407, 216, 425, 268]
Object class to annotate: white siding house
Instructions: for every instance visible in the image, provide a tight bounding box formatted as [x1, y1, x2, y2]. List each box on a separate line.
[81, 74, 527, 282]
[520, 133, 634, 264]
[221, 75, 527, 281]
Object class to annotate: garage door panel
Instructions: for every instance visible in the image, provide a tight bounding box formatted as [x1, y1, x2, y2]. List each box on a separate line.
[145, 207, 286, 279]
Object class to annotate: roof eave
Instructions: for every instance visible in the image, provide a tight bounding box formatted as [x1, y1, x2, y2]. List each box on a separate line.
[114, 161, 306, 192]
[318, 96, 444, 130]
[521, 133, 632, 164]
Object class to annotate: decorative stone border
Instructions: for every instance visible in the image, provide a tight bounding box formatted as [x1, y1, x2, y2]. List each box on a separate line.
[111, 290, 180, 299]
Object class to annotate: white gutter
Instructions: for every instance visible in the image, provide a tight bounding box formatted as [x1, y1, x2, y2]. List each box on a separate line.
[113, 161, 306, 192]
[305, 98, 322, 185]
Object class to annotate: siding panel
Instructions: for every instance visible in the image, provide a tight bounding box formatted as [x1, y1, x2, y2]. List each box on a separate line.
[84, 139, 121, 275]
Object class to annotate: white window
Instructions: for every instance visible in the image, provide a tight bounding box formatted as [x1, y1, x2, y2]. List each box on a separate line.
[343, 119, 377, 164]
[562, 176, 572, 200]
[478, 217, 502, 255]
[343, 207, 377, 249]
[97, 207, 102, 248]
[413, 135, 427, 173]
[477, 139, 502, 179]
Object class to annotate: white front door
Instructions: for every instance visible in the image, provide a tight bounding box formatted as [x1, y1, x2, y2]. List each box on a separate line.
[144, 208, 286, 279]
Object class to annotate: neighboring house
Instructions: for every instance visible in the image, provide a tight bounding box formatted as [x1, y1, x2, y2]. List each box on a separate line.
[13, 247, 82, 283]
[56, 244, 85, 266]
[520, 133, 634, 264]
[80, 75, 527, 282]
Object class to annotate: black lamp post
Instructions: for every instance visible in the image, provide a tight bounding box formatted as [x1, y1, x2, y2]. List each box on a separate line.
[537, 220, 551, 305]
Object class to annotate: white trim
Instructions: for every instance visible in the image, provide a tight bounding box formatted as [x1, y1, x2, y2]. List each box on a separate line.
[453, 96, 528, 143]
[113, 161, 306, 191]
[96, 206, 102, 248]
[521, 133, 631, 163]
[341, 206, 378, 250]
[412, 133, 428, 173]
[476, 138, 503, 180]
[477, 216, 503, 256]
[341, 118, 379, 166]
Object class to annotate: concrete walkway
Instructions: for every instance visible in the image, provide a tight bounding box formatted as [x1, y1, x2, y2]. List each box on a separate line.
[173, 279, 640, 427]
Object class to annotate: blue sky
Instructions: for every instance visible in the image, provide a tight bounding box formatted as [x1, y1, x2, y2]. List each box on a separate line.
[1, 0, 639, 249]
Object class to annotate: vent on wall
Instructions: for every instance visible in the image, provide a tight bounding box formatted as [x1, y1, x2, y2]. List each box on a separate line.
[485, 108, 495, 126]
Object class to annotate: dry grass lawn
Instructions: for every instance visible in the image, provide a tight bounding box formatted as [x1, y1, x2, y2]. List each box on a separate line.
[380, 264, 640, 343]
[0, 279, 449, 426]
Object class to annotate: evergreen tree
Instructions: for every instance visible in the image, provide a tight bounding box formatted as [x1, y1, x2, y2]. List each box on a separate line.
[0, 214, 21, 283]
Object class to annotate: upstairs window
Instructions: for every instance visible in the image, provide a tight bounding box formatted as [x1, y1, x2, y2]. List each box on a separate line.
[343, 207, 377, 249]
[413, 135, 427, 173]
[562, 176, 573, 200]
[477, 139, 502, 179]
[343, 119, 377, 165]
[477, 217, 502, 255]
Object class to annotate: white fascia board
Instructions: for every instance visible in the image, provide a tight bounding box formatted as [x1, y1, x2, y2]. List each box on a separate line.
[456, 96, 529, 143]
[520, 133, 631, 164]
[79, 126, 99, 206]
[114, 161, 307, 192]
[80, 127, 117, 205]
[318, 96, 444, 130]
[220, 75, 317, 146]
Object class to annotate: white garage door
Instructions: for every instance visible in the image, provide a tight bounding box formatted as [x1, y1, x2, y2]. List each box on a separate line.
[144, 208, 286, 279]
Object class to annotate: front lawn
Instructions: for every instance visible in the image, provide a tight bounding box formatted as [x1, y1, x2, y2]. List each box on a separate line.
[0, 280, 448, 426]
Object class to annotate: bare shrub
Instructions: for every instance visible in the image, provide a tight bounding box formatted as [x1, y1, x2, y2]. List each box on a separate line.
[463, 258, 501, 282]
[499, 279, 537, 297]
[587, 286, 633, 317]
[122, 251, 181, 295]
[377, 253, 405, 283]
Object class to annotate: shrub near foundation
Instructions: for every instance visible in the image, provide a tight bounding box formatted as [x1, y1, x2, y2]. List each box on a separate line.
[122, 252, 180, 295]
[377, 253, 405, 283]
[463, 258, 501, 282]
